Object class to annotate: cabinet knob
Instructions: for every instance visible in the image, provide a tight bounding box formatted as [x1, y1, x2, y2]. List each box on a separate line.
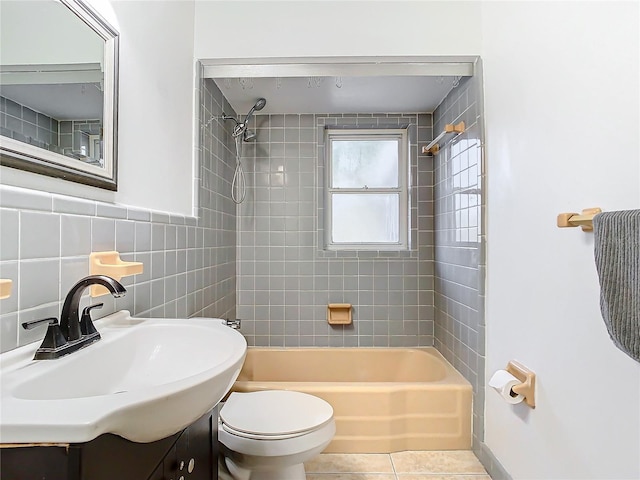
[188, 458, 195, 473]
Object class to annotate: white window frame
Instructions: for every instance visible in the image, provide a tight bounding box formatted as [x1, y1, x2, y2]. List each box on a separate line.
[325, 128, 409, 251]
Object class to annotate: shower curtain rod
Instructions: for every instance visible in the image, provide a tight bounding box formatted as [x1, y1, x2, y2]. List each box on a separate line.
[422, 121, 465, 155]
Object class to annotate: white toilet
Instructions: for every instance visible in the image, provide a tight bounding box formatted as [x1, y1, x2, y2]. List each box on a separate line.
[218, 390, 336, 480]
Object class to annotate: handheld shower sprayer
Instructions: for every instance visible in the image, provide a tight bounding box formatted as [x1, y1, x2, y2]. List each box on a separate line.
[204, 98, 266, 204]
[207, 98, 266, 142]
[244, 98, 267, 124]
[232, 98, 266, 141]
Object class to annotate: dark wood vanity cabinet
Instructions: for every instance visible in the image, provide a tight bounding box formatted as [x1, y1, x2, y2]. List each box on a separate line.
[147, 409, 217, 480]
[0, 407, 218, 480]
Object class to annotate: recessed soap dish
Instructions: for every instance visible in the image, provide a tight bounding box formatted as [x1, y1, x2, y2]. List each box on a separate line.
[327, 304, 352, 325]
[0, 279, 13, 299]
[89, 251, 143, 297]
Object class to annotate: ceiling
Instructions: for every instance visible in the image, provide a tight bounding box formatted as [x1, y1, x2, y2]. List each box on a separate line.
[1, 83, 103, 120]
[213, 75, 462, 116]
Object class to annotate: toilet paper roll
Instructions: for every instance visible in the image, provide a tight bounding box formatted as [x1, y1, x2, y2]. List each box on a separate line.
[489, 369, 524, 405]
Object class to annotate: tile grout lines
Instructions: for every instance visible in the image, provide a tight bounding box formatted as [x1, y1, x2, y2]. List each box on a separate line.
[390, 453, 398, 478]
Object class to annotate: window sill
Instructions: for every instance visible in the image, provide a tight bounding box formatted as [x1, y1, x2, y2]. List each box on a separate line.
[317, 248, 415, 259]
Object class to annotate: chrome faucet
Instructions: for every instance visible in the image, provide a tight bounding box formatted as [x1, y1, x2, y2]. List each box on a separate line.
[22, 275, 126, 360]
[223, 319, 241, 330]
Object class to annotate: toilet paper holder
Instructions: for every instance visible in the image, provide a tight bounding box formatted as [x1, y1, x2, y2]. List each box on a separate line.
[506, 360, 536, 408]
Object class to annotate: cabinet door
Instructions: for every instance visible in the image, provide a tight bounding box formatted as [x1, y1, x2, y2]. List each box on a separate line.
[162, 443, 179, 480]
[0, 446, 78, 480]
[79, 432, 179, 480]
[174, 410, 215, 480]
[148, 462, 165, 480]
[0, 410, 217, 480]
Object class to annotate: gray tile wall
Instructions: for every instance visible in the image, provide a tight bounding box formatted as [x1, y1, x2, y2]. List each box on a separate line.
[432, 74, 486, 453]
[59, 120, 102, 157]
[236, 113, 435, 347]
[1, 96, 61, 152]
[0, 79, 237, 353]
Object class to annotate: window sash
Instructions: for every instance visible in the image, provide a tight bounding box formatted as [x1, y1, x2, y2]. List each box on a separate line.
[325, 128, 409, 250]
[330, 138, 400, 189]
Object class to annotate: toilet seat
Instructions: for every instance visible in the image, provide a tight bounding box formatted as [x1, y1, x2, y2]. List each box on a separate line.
[219, 414, 336, 459]
[221, 422, 326, 441]
[220, 390, 334, 439]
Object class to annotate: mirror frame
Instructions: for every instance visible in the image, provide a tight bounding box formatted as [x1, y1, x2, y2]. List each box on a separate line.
[0, 0, 119, 191]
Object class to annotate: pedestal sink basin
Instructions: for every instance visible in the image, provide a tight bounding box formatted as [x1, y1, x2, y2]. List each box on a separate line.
[0, 311, 247, 444]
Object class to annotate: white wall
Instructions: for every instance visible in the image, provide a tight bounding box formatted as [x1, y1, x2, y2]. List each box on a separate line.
[481, 2, 640, 478]
[110, 0, 195, 215]
[194, 1, 482, 59]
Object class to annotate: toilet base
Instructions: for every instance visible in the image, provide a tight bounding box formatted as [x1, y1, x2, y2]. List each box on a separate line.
[225, 457, 305, 480]
[251, 463, 305, 480]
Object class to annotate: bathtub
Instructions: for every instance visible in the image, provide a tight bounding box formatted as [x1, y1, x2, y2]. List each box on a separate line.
[230, 347, 472, 453]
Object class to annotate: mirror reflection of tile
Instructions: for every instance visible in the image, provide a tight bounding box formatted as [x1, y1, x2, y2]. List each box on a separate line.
[0, 97, 103, 165]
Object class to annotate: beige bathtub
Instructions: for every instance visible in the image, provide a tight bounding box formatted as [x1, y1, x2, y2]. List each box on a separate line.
[231, 347, 472, 453]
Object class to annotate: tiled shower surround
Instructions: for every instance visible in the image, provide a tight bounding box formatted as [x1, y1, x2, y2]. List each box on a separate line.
[236, 112, 435, 347]
[0, 79, 237, 353]
[1, 96, 61, 152]
[432, 74, 487, 458]
[1, 96, 104, 158]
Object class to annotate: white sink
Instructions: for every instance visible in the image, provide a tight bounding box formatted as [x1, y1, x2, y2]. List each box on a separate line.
[0, 310, 247, 444]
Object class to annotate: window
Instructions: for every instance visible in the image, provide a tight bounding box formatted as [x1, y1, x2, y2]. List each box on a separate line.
[325, 128, 409, 250]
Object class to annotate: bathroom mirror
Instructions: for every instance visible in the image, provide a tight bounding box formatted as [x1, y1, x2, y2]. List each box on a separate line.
[0, 0, 119, 190]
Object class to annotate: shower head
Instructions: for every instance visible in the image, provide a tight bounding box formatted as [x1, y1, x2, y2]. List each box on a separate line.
[243, 129, 257, 142]
[220, 99, 267, 140]
[252, 98, 267, 112]
[243, 98, 267, 124]
[226, 98, 267, 140]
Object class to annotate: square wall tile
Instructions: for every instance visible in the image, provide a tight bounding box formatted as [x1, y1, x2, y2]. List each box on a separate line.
[0, 313, 18, 353]
[61, 215, 91, 257]
[0, 209, 19, 261]
[20, 211, 60, 259]
[19, 259, 59, 310]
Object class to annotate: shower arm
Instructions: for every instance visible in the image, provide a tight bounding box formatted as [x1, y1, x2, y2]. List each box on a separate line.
[219, 112, 249, 138]
[203, 113, 245, 138]
[203, 113, 237, 129]
[204, 98, 266, 138]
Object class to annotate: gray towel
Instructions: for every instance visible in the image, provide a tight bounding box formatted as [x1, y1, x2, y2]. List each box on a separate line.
[593, 209, 640, 362]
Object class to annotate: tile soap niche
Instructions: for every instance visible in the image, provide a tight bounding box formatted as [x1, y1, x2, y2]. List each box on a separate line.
[327, 304, 352, 325]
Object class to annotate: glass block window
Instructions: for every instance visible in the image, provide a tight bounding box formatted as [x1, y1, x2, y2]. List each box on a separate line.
[325, 128, 409, 250]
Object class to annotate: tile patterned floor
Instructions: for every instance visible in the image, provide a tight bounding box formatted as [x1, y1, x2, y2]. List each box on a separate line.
[304, 452, 490, 480]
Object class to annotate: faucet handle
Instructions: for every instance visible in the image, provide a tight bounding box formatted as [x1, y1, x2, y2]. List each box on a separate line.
[80, 303, 103, 336]
[21, 318, 68, 351]
[224, 319, 241, 330]
[21, 317, 58, 330]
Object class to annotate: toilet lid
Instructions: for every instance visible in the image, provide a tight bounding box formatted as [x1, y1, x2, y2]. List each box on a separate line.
[220, 390, 334, 437]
